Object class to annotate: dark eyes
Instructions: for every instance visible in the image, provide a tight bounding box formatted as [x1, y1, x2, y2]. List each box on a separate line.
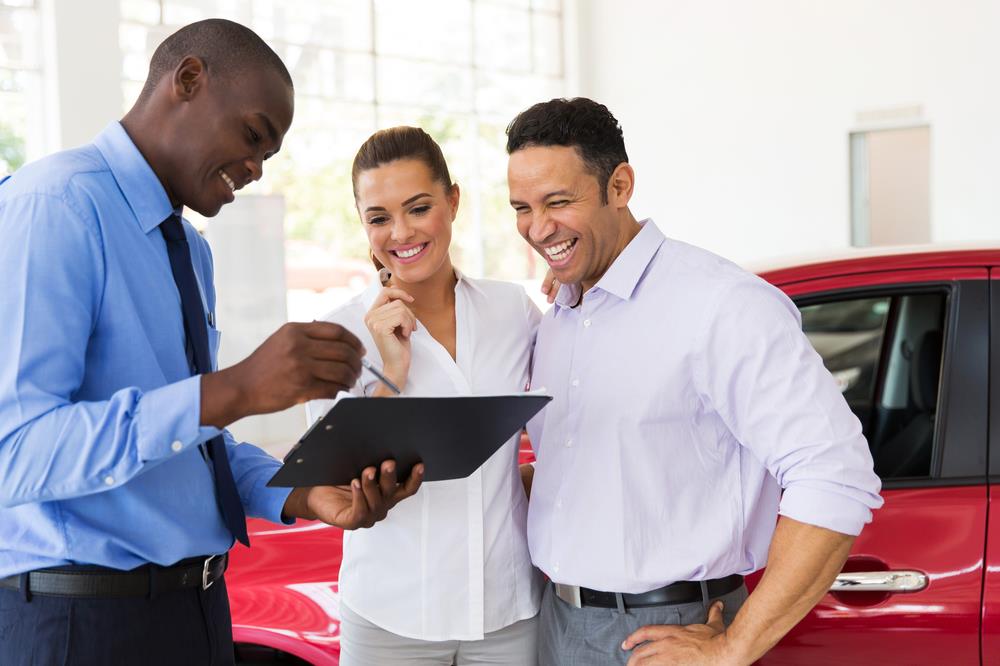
[367, 204, 432, 226]
[411, 205, 431, 215]
[550, 200, 570, 207]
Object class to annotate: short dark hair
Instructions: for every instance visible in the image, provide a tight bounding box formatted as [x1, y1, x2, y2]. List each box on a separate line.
[351, 126, 454, 270]
[505, 97, 628, 204]
[139, 19, 292, 102]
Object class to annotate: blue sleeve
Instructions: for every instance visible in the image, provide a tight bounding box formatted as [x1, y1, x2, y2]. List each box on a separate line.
[0, 193, 220, 508]
[225, 432, 294, 524]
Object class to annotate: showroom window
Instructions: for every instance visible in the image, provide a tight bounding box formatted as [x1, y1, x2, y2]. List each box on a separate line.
[0, 0, 43, 176]
[119, 0, 567, 301]
[799, 291, 947, 480]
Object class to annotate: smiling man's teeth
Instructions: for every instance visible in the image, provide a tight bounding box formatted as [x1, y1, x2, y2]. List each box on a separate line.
[545, 239, 576, 260]
[395, 243, 426, 259]
[219, 170, 236, 191]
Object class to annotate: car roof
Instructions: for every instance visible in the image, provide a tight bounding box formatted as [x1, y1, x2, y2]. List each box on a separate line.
[748, 244, 1000, 286]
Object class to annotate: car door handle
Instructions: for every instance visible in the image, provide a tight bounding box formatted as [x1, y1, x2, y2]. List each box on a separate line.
[830, 570, 928, 592]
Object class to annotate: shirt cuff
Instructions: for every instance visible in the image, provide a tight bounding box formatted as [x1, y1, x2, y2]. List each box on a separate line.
[249, 476, 296, 525]
[778, 483, 873, 536]
[135, 376, 220, 462]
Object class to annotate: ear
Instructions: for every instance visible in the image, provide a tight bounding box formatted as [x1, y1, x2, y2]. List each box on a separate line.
[447, 183, 461, 220]
[171, 56, 207, 102]
[606, 162, 635, 208]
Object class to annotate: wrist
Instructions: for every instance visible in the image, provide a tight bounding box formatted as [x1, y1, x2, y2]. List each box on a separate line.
[200, 368, 247, 429]
[714, 629, 749, 666]
[382, 363, 409, 391]
[282, 487, 315, 522]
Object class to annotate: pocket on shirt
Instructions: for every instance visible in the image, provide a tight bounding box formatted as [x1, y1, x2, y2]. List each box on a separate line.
[206, 325, 222, 371]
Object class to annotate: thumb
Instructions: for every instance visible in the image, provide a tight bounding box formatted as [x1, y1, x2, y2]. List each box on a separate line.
[706, 600, 725, 629]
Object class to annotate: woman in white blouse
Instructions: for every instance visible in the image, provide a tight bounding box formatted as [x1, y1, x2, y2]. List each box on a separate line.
[306, 126, 543, 665]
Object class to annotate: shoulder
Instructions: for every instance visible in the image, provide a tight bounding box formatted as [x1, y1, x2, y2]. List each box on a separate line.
[654, 237, 795, 315]
[0, 145, 111, 227]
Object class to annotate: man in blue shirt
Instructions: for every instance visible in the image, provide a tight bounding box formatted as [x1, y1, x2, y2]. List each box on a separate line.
[0, 19, 422, 665]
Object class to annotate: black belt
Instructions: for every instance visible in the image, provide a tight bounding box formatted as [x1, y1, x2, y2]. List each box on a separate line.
[0, 554, 228, 598]
[571, 573, 744, 609]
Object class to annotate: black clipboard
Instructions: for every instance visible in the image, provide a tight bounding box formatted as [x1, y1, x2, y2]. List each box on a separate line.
[267, 394, 551, 487]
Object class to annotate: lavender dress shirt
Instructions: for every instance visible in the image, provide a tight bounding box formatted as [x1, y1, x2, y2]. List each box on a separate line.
[526, 219, 883, 594]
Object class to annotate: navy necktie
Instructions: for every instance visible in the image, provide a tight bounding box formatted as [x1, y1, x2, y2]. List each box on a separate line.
[160, 214, 250, 547]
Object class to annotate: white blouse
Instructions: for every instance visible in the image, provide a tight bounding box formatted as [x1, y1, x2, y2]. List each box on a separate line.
[306, 270, 543, 641]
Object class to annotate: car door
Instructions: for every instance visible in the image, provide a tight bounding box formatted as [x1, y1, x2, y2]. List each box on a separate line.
[980, 269, 1000, 664]
[757, 268, 989, 665]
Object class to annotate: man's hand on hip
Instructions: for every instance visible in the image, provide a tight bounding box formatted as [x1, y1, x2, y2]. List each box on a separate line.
[200, 321, 364, 428]
[623, 601, 737, 666]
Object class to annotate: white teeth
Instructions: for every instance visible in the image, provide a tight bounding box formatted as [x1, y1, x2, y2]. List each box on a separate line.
[219, 170, 236, 191]
[395, 243, 426, 258]
[545, 239, 576, 260]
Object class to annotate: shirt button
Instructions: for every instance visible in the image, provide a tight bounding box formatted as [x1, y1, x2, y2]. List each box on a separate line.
[104, 476, 114, 486]
[571, 379, 580, 387]
[565, 439, 573, 448]
[556, 498, 563, 508]
[171, 440, 183, 453]
[583, 319, 592, 328]
[554, 563, 560, 573]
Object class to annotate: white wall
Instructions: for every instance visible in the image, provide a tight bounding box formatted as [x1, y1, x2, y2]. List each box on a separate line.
[575, 0, 1000, 264]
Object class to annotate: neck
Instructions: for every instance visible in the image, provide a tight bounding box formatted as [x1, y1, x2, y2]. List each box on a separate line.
[121, 104, 180, 209]
[580, 208, 642, 293]
[389, 257, 458, 315]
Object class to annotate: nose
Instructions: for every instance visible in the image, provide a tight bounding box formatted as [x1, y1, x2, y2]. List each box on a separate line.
[527, 210, 557, 245]
[243, 155, 264, 183]
[391, 216, 415, 243]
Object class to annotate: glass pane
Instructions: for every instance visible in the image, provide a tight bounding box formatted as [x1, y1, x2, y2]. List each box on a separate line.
[801, 297, 889, 403]
[474, 3, 530, 72]
[120, 0, 161, 24]
[476, 70, 561, 117]
[532, 0, 561, 11]
[0, 87, 26, 175]
[0, 0, 35, 7]
[0, 8, 40, 69]
[377, 57, 474, 113]
[267, 0, 372, 51]
[532, 11, 562, 76]
[122, 80, 144, 112]
[280, 46, 373, 101]
[375, 0, 471, 64]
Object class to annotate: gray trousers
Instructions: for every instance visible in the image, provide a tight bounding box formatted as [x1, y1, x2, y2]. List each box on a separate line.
[538, 581, 748, 666]
[339, 603, 538, 666]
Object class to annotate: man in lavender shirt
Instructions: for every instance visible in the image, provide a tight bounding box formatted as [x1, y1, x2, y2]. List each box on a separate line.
[506, 97, 883, 665]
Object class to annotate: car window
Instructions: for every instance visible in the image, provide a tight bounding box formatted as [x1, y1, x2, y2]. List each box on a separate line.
[799, 292, 947, 480]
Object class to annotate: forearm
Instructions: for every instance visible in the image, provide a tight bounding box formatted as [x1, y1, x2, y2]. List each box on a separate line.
[722, 517, 854, 664]
[0, 378, 219, 507]
[200, 367, 250, 428]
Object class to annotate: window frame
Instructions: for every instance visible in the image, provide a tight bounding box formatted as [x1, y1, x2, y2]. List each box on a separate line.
[792, 279, 989, 490]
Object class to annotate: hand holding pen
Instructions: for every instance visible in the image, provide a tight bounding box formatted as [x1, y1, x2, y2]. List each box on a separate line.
[363, 286, 416, 395]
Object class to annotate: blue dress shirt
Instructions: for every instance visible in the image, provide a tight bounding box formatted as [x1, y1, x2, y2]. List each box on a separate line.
[0, 122, 292, 577]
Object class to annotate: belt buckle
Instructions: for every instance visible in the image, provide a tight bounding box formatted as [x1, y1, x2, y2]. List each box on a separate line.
[555, 583, 582, 608]
[201, 555, 219, 591]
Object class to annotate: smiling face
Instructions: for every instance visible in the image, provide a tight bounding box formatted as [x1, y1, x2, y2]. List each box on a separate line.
[508, 145, 633, 291]
[163, 59, 293, 217]
[354, 158, 459, 285]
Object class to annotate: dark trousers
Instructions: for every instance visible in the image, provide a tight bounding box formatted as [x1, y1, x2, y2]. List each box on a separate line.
[0, 574, 234, 666]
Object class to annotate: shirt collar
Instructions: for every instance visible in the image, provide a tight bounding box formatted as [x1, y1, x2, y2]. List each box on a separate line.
[360, 266, 482, 309]
[93, 122, 175, 233]
[552, 218, 665, 310]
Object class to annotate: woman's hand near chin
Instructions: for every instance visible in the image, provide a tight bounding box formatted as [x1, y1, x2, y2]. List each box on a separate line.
[363, 287, 417, 394]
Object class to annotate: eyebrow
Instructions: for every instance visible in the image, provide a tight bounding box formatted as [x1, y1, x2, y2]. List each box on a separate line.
[364, 192, 433, 213]
[510, 190, 574, 206]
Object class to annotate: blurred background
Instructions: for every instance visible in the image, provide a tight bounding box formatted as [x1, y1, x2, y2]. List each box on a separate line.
[2, 0, 997, 451]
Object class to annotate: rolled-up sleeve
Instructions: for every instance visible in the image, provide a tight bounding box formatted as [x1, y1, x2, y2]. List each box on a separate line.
[698, 279, 884, 536]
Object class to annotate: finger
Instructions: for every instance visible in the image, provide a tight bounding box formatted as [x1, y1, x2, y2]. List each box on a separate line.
[392, 462, 424, 503]
[378, 459, 398, 498]
[706, 600, 725, 630]
[309, 359, 363, 388]
[359, 466, 385, 522]
[345, 478, 367, 528]
[622, 625, 676, 650]
[303, 339, 364, 367]
[547, 289, 557, 304]
[372, 287, 415, 308]
[301, 321, 364, 351]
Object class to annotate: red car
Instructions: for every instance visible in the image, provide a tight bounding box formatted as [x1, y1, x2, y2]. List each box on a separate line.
[228, 246, 1000, 665]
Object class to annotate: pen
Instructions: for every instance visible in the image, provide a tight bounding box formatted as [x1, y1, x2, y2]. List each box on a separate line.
[361, 357, 402, 395]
